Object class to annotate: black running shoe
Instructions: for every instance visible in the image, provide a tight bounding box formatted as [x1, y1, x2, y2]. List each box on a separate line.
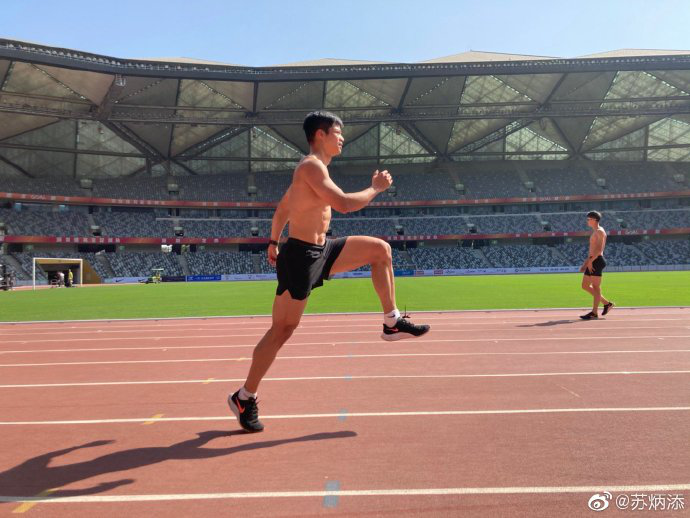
[381, 315, 430, 341]
[228, 391, 264, 433]
[579, 311, 598, 320]
[602, 302, 614, 316]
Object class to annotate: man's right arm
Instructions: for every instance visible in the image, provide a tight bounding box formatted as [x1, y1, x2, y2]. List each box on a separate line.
[267, 188, 290, 266]
[301, 161, 390, 213]
[270, 187, 290, 242]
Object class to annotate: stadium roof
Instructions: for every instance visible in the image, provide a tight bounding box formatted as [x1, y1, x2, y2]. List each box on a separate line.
[421, 51, 556, 63]
[1, 37, 690, 179]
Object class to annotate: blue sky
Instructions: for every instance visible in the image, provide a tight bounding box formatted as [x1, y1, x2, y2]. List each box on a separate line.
[3, 0, 690, 66]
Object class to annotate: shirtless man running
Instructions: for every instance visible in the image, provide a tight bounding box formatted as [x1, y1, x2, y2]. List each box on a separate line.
[579, 210, 614, 320]
[228, 111, 430, 432]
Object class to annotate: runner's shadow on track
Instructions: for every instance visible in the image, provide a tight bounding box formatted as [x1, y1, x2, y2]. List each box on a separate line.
[0, 430, 356, 498]
[517, 319, 579, 327]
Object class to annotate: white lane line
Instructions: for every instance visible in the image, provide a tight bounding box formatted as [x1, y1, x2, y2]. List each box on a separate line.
[2, 484, 690, 503]
[2, 406, 690, 426]
[1, 316, 687, 334]
[3, 348, 690, 368]
[3, 332, 690, 346]
[2, 349, 690, 368]
[2, 370, 690, 388]
[0, 306, 686, 325]
[5, 332, 690, 355]
[1, 320, 686, 337]
[0, 344, 256, 355]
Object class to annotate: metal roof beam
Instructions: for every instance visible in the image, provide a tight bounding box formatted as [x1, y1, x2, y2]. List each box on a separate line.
[0, 153, 34, 178]
[267, 126, 309, 155]
[103, 121, 164, 160]
[95, 74, 126, 119]
[5, 101, 690, 125]
[177, 126, 248, 158]
[398, 121, 443, 157]
[0, 141, 143, 157]
[576, 72, 619, 154]
[396, 78, 413, 111]
[549, 118, 578, 158]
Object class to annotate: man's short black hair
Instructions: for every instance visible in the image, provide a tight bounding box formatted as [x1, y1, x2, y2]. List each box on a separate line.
[587, 210, 602, 222]
[303, 111, 343, 143]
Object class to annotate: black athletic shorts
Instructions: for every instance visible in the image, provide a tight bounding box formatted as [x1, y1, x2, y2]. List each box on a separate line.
[585, 255, 606, 277]
[276, 237, 348, 300]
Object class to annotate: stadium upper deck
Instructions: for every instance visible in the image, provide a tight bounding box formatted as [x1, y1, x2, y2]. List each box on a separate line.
[2, 39, 690, 184]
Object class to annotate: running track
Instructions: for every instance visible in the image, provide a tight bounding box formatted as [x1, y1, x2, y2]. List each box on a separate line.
[0, 308, 689, 517]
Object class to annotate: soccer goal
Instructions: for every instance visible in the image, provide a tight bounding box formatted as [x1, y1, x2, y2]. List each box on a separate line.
[32, 257, 83, 290]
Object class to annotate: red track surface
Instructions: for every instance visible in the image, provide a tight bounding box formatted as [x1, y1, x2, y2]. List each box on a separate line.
[0, 308, 689, 517]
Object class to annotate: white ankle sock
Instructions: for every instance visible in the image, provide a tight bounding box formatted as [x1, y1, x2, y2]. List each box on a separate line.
[238, 386, 256, 400]
[384, 309, 401, 327]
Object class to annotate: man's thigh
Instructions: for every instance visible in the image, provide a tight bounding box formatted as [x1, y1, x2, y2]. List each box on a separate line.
[272, 290, 309, 328]
[329, 236, 388, 275]
[589, 275, 603, 289]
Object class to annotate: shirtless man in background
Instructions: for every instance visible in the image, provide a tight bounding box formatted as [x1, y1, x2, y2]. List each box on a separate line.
[580, 210, 614, 320]
[229, 111, 430, 432]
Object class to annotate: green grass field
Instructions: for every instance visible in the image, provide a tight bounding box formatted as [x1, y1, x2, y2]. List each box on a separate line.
[1, 271, 688, 322]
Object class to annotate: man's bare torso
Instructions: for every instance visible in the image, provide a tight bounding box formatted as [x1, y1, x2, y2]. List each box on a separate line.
[589, 227, 607, 257]
[284, 156, 332, 245]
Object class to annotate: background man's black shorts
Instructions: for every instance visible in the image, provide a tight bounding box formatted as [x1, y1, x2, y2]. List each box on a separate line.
[585, 255, 607, 277]
[276, 237, 348, 300]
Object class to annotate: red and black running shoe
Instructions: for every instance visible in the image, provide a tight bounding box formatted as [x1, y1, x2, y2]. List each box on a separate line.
[228, 391, 264, 433]
[602, 302, 614, 316]
[381, 314, 430, 341]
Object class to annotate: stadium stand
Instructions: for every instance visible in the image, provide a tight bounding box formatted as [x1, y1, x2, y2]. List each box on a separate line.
[399, 217, 468, 235]
[2, 164, 689, 203]
[3, 205, 689, 244]
[457, 169, 530, 198]
[179, 209, 213, 218]
[12, 253, 44, 280]
[0, 256, 23, 279]
[107, 252, 184, 277]
[330, 218, 395, 237]
[1, 177, 84, 197]
[482, 244, 564, 268]
[0, 207, 89, 237]
[555, 242, 651, 267]
[636, 239, 690, 264]
[177, 175, 250, 202]
[408, 247, 486, 269]
[92, 211, 174, 238]
[254, 174, 292, 202]
[383, 172, 457, 201]
[186, 251, 255, 275]
[180, 219, 250, 238]
[617, 209, 690, 230]
[594, 163, 681, 194]
[256, 252, 274, 274]
[219, 209, 253, 218]
[470, 214, 543, 234]
[92, 177, 169, 200]
[526, 166, 596, 196]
